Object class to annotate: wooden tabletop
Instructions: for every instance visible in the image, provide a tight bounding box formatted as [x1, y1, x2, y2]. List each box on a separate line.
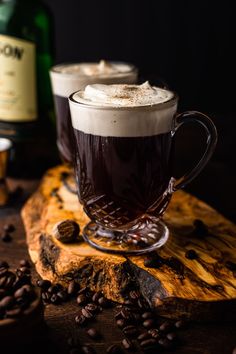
[1, 178, 236, 354]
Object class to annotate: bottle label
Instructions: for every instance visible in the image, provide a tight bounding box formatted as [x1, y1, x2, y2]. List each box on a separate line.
[0, 34, 37, 122]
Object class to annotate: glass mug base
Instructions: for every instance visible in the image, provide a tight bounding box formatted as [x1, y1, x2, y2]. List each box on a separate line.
[82, 217, 169, 255]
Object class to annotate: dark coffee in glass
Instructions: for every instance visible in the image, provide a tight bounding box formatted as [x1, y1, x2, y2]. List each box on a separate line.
[50, 61, 138, 164]
[69, 82, 217, 254]
[73, 131, 173, 228]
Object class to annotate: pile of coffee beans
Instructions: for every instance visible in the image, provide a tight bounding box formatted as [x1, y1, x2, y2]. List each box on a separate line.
[0, 223, 15, 243]
[40, 277, 187, 354]
[112, 289, 185, 353]
[0, 259, 38, 320]
[37, 279, 79, 304]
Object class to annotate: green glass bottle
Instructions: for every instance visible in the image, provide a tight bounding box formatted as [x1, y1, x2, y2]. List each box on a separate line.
[0, 0, 55, 177]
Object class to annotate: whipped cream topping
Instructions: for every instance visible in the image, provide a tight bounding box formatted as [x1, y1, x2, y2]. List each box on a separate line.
[74, 82, 174, 107]
[53, 60, 134, 76]
[50, 60, 137, 98]
[69, 82, 177, 137]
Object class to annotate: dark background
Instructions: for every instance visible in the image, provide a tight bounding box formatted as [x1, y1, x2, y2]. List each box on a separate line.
[43, 0, 236, 222]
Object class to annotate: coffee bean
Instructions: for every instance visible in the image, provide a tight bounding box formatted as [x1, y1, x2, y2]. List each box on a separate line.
[67, 280, 78, 295]
[138, 332, 151, 341]
[142, 312, 153, 320]
[175, 320, 185, 329]
[140, 338, 157, 348]
[37, 279, 51, 290]
[148, 328, 160, 339]
[143, 319, 155, 328]
[77, 286, 88, 295]
[116, 319, 126, 328]
[1, 233, 12, 242]
[98, 296, 109, 307]
[158, 338, 173, 348]
[81, 345, 96, 354]
[53, 219, 80, 243]
[121, 307, 133, 321]
[18, 266, 31, 275]
[42, 292, 50, 302]
[124, 299, 133, 305]
[67, 337, 79, 347]
[115, 310, 122, 319]
[19, 260, 31, 268]
[87, 328, 100, 339]
[82, 308, 93, 319]
[3, 224, 15, 233]
[106, 344, 122, 353]
[50, 294, 60, 304]
[133, 313, 141, 321]
[193, 219, 208, 237]
[6, 307, 22, 318]
[226, 261, 236, 271]
[14, 286, 28, 298]
[185, 249, 198, 260]
[0, 261, 9, 268]
[75, 313, 86, 326]
[0, 276, 7, 287]
[85, 303, 98, 313]
[122, 338, 133, 350]
[159, 320, 173, 332]
[129, 290, 140, 300]
[123, 325, 138, 336]
[86, 290, 94, 299]
[57, 290, 68, 302]
[137, 298, 147, 310]
[92, 292, 101, 303]
[166, 332, 177, 341]
[144, 258, 160, 268]
[0, 295, 14, 309]
[48, 284, 62, 294]
[0, 289, 6, 299]
[77, 294, 87, 305]
[0, 267, 8, 278]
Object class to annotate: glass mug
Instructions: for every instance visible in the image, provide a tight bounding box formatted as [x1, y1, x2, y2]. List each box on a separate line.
[68, 84, 217, 254]
[50, 61, 138, 164]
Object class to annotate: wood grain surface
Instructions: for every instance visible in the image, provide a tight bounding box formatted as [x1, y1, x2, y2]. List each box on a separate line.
[21, 165, 236, 321]
[0, 178, 236, 354]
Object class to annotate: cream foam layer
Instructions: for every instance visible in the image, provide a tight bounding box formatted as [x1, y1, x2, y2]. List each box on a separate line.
[69, 83, 177, 137]
[50, 60, 137, 98]
[75, 81, 173, 107]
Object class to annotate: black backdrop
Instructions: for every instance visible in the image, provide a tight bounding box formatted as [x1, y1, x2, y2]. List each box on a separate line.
[43, 0, 236, 221]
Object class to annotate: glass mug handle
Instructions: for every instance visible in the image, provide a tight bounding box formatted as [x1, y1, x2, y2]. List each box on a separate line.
[172, 111, 218, 191]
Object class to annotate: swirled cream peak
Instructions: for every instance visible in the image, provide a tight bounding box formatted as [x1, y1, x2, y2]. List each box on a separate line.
[75, 82, 174, 107]
[54, 60, 133, 76]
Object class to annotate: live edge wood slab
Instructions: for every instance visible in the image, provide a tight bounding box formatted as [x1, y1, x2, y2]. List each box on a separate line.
[21, 165, 236, 322]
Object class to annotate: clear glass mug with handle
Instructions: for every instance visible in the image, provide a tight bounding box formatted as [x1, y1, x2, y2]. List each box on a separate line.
[69, 82, 217, 255]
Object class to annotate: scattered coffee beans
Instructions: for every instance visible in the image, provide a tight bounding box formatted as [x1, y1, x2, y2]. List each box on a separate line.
[185, 249, 198, 260]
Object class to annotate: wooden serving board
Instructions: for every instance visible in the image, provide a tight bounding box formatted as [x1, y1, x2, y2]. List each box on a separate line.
[21, 165, 236, 321]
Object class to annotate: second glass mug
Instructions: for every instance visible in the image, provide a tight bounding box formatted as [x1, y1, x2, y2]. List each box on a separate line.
[50, 61, 138, 164]
[69, 87, 217, 254]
